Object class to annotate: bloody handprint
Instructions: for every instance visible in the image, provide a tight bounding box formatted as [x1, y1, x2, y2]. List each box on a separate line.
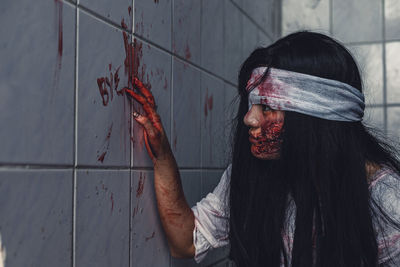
[124, 78, 171, 162]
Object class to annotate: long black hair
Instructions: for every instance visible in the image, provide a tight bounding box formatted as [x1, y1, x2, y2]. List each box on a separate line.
[228, 31, 400, 267]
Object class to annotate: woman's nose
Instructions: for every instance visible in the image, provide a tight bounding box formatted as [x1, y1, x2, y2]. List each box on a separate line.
[243, 105, 260, 128]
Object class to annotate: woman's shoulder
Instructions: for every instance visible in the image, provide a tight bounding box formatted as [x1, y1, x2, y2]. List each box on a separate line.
[369, 165, 400, 264]
[369, 164, 400, 215]
[212, 164, 232, 200]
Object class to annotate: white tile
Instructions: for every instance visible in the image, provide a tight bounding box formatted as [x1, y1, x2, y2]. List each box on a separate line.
[134, 0, 172, 50]
[76, 170, 130, 267]
[258, 31, 273, 48]
[386, 42, 400, 104]
[347, 44, 384, 105]
[201, 170, 225, 197]
[201, 0, 224, 77]
[385, 0, 400, 40]
[180, 171, 202, 208]
[332, 0, 382, 43]
[282, 0, 330, 36]
[131, 40, 172, 168]
[0, 170, 72, 267]
[387, 107, 400, 142]
[245, 0, 281, 39]
[201, 73, 226, 168]
[242, 16, 259, 64]
[0, 1, 75, 164]
[363, 107, 384, 132]
[173, 0, 201, 65]
[224, 83, 239, 161]
[223, 0, 243, 83]
[172, 58, 201, 167]
[80, 0, 132, 27]
[131, 171, 170, 267]
[77, 12, 131, 166]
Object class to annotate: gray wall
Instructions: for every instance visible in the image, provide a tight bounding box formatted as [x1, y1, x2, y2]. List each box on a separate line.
[282, 0, 400, 143]
[0, 0, 280, 266]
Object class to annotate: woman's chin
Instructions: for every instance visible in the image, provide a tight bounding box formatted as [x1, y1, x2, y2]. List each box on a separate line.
[251, 145, 280, 160]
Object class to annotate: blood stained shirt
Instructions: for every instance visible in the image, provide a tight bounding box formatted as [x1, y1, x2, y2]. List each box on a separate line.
[191, 164, 400, 266]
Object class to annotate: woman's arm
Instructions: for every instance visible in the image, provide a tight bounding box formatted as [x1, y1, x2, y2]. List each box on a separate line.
[125, 78, 195, 258]
[153, 154, 196, 258]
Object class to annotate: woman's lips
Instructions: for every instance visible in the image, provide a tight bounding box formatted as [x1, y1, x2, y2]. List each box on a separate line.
[249, 136, 258, 144]
[249, 135, 278, 144]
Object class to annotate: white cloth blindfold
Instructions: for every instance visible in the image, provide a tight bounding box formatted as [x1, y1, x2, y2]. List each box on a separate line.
[247, 67, 365, 122]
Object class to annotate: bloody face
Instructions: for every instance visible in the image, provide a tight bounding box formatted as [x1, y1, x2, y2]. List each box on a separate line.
[245, 68, 285, 160]
[244, 104, 285, 160]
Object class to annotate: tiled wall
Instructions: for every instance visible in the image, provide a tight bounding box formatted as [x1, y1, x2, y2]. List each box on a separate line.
[0, 0, 280, 266]
[282, 0, 400, 142]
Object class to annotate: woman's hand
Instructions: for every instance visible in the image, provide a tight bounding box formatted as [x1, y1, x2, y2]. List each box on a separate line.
[124, 77, 172, 162]
[124, 78, 195, 258]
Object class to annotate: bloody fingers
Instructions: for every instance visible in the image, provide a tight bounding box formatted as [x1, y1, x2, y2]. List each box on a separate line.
[125, 79, 168, 162]
[134, 77, 156, 108]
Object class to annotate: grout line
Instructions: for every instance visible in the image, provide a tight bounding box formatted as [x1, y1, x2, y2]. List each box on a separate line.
[0, 166, 74, 171]
[130, 0, 135, 174]
[73, 2, 79, 182]
[277, 0, 282, 38]
[229, 0, 274, 41]
[200, 0, 203, 170]
[382, 0, 388, 134]
[72, 170, 77, 267]
[128, 169, 132, 267]
[135, 35, 237, 88]
[76, 5, 238, 89]
[383, 103, 400, 108]
[343, 39, 391, 46]
[385, 39, 400, 43]
[63, 0, 76, 8]
[170, 0, 174, 163]
[0, 164, 226, 171]
[348, 39, 400, 45]
[129, 0, 134, 266]
[72, 1, 79, 266]
[78, 5, 132, 34]
[366, 104, 388, 108]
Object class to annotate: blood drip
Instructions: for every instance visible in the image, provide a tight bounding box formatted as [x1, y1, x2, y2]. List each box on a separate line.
[97, 78, 110, 106]
[136, 172, 146, 197]
[145, 231, 156, 241]
[204, 88, 214, 161]
[132, 203, 140, 219]
[110, 193, 114, 212]
[97, 152, 107, 163]
[184, 42, 191, 60]
[55, 0, 63, 67]
[97, 123, 113, 162]
[53, 0, 63, 90]
[173, 120, 177, 151]
[203, 88, 213, 117]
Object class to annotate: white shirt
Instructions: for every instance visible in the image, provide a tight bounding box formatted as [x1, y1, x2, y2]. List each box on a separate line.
[191, 164, 400, 265]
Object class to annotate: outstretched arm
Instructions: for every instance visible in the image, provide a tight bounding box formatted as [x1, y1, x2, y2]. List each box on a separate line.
[125, 78, 195, 258]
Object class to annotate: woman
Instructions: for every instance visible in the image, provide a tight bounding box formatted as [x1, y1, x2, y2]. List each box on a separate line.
[126, 31, 400, 266]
